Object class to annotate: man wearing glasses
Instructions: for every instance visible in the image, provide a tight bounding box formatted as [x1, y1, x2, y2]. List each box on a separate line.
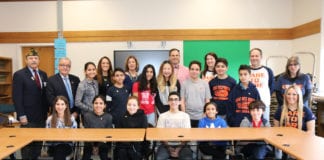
[46, 57, 80, 123]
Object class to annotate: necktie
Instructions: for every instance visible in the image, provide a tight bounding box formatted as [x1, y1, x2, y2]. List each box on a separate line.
[63, 77, 74, 108]
[33, 70, 41, 89]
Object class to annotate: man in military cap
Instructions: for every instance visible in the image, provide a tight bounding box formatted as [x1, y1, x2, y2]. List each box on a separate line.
[13, 48, 49, 160]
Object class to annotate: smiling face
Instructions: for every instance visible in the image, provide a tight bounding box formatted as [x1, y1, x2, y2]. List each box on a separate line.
[206, 55, 216, 69]
[93, 97, 106, 115]
[215, 62, 228, 76]
[205, 104, 217, 119]
[85, 64, 97, 79]
[145, 67, 154, 81]
[100, 58, 110, 73]
[168, 94, 180, 111]
[162, 63, 173, 79]
[127, 98, 139, 115]
[189, 63, 201, 80]
[169, 50, 180, 66]
[250, 108, 264, 121]
[55, 99, 67, 117]
[250, 49, 262, 68]
[58, 58, 71, 77]
[285, 87, 298, 106]
[127, 57, 137, 71]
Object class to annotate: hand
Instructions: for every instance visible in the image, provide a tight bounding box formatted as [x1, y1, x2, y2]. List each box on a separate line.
[72, 112, 78, 119]
[20, 117, 28, 125]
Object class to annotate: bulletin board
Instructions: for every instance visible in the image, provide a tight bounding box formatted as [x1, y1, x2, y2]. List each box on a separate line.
[183, 40, 250, 81]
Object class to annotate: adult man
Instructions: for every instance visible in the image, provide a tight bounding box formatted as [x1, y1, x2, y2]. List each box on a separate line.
[156, 92, 193, 160]
[46, 57, 80, 122]
[169, 48, 189, 84]
[249, 48, 275, 121]
[13, 48, 49, 160]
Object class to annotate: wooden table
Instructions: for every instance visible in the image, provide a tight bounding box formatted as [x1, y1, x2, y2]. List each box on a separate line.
[146, 127, 324, 160]
[0, 128, 145, 159]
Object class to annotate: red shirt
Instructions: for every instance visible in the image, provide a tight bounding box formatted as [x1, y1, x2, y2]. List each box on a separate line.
[132, 82, 156, 114]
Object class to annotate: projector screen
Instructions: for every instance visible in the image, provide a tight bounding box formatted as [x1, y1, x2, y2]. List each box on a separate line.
[114, 50, 169, 73]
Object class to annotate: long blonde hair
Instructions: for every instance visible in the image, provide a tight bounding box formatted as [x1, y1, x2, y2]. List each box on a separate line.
[157, 60, 177, 92]
[279, 85, 303, 130]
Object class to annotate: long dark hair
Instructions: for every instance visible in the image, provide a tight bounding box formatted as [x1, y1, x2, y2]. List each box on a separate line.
[138, 64, 157, 94]
[96, 56, 113, 86]
[51, 96, 72, 128]
[202, 52, 218, 76]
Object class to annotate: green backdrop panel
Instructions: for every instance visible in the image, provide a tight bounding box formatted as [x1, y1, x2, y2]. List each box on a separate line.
[183, 40, 250, 81]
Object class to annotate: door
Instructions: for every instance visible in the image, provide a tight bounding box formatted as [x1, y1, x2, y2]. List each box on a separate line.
[21, 46, 55, 77]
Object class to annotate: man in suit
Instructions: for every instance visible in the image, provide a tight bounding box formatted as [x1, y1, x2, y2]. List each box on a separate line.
[46, 57, 80, 123]
[13, 48, 49, 160]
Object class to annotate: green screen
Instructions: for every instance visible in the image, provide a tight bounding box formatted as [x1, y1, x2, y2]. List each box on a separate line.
[183, 40, 250, 81]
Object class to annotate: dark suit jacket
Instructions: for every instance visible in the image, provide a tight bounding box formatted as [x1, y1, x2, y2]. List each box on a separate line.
[46, 73, 80, 114]
[12, 67, 49, 123]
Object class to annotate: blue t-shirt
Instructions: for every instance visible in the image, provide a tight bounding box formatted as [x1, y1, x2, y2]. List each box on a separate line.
[274, 106, 316, 131]
[275, 74, 312, 107]
[198, 116, 228, 146]
[209, 76, 236, 115]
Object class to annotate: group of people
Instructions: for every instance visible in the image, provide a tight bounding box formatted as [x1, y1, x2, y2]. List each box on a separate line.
[12, 47, 316, 160]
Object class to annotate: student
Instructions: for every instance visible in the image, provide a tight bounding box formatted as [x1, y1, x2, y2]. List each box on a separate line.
[115, 96, 148, 160]
[106, 68, 130, 125]
[181, 60, 211, 127]
[124, 55, 140, 92]
[209, 58, 236, 119]
[46, 96, 77, 160]
[132, 64, 158, 126]
[273, 85, 315, 159]
[239, 100, 270, 159]
[75, 62, 99, 115]
[198, 102, 227, 160]
[156, 60, 181, 114]
[82, 95, 113, 160]
[227, 64, 260, 127]
[249, 48, 275, 121]
[274, 56, 312, 107]
[96, 56, 113, 97]
[156, 92, 193, 160]
[202, 52, 218, 82]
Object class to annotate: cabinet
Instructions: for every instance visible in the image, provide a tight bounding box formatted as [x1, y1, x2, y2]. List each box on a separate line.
[0, 57, 12, 104]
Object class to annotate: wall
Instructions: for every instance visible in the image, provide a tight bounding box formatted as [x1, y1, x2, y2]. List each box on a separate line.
[0, 0, 322, 87]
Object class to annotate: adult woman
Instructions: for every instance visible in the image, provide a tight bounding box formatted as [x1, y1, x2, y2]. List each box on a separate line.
[274, 85, 315, 133]
[46, 96, 77, 160]
[273, 85, 315, 159]
[75, 62, 99, 115]
[156, 60, 181, 114]
[124, 55, 140, 91]
[275, 56, 312, 107]
[96, 56, 113, 97]
[201, 52, 217, 82]
[132, 64, 158, 126]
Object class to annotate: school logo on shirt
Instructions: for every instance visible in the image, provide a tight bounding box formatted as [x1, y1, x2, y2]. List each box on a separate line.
[212, 85, 231, 100]
[235, 97, 256, 113]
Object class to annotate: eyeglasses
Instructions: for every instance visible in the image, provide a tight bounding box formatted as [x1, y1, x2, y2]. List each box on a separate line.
[168, 98, 179, 102]
[59, 64, 71, 68]
[288, 63, 298, 67]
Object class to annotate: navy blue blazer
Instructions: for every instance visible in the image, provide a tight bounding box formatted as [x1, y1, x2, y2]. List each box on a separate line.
[12, 67, 49, 123]
[46, 73, 80, 114]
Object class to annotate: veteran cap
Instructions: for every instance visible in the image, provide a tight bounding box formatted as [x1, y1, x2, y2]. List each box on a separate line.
[26, 48, 39, 57]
